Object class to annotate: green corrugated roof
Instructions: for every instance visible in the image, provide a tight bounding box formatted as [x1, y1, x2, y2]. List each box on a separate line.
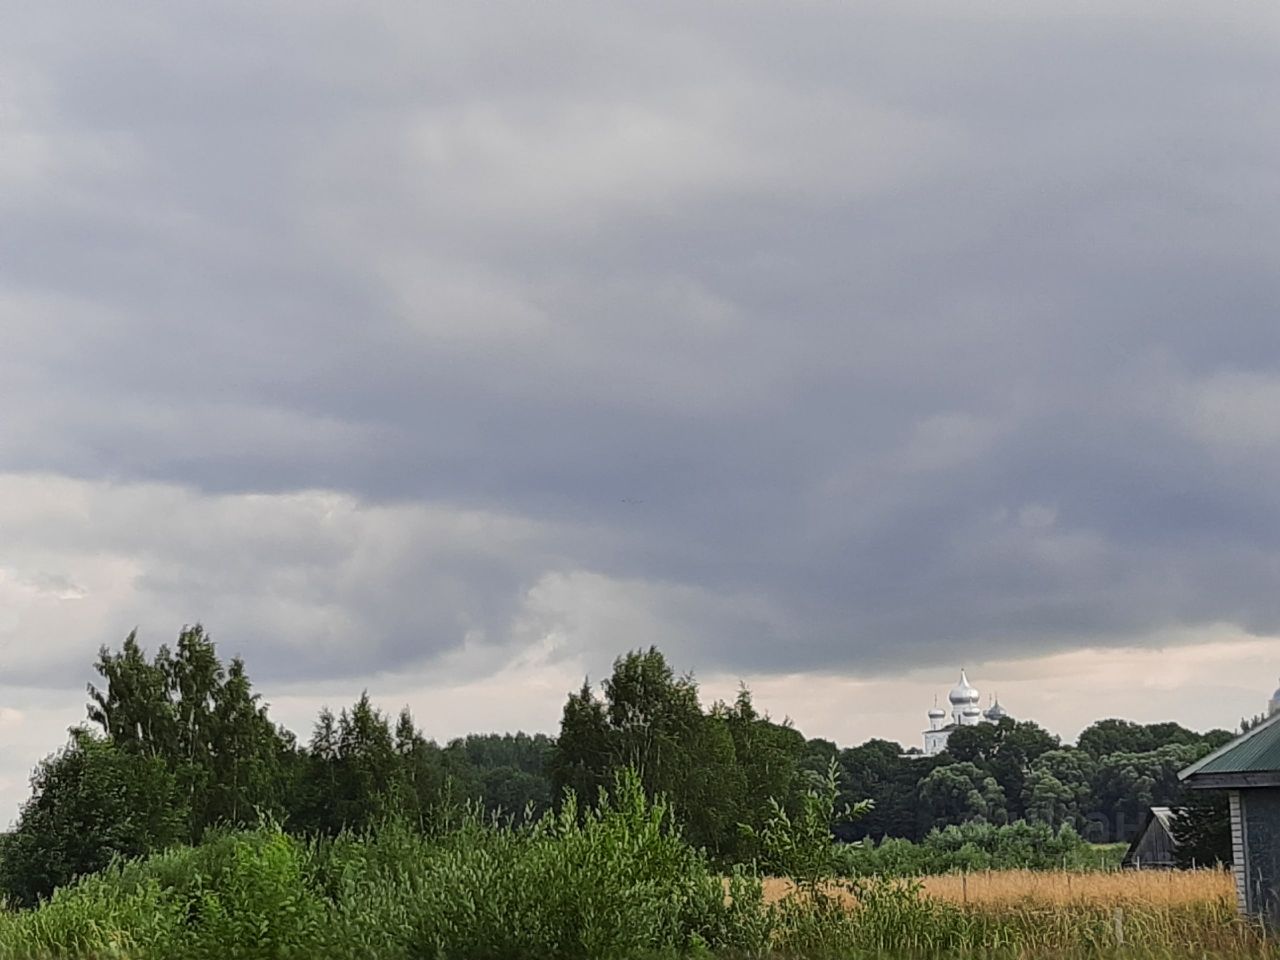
[1180, 712, 1280, 780]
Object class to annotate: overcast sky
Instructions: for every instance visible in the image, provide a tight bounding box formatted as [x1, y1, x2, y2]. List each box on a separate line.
[2, 0, 1279, 821]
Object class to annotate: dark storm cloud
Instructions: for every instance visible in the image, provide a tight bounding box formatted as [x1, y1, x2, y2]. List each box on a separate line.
[2, 0, 1279, 684]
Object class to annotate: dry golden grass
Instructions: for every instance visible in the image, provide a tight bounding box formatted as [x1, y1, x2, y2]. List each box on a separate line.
[760, 867, 1236, 911]
[918, 867, 1234, 908]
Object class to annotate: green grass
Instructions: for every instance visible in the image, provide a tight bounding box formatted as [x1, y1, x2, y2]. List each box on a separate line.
[0, 776, 1270, 959]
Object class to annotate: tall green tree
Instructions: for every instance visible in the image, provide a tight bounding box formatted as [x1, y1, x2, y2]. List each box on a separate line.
[1076, 718, 1216, 759]
[601, 648, 704, 798]
[837, 739, 934, 841]
[85, 626, 292, 838]
[1022, 748, 1094, 830]
[717, 688, 804, 856]
[86, 630, 176, 757]
[395, 708, 448, 826]
[293, 707, 342, 833]
[333, 693, 405, 831]
[0, 731, 187, 906]
[548, 680, 611, 803]
[917, 761, 1008, 828]
[550, 649, 803, 854]
[1087, 743, 1206, 842]
[945, 718, 1058, 821]
[442, 732, 555, 818]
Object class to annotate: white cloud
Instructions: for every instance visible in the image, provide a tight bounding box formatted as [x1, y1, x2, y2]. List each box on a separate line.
[1, 0, 1279, 829]
[0, 473, 567, 682]
[1182, 371, 1280, 454]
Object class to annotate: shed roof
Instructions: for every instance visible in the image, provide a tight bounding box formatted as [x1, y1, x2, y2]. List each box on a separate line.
[1180, 711, 1280, 783]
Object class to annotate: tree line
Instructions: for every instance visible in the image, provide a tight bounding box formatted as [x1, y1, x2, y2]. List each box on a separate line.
[0, 627, 1237, 904]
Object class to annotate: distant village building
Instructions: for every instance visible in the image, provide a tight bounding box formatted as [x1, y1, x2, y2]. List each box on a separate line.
[922, 670, 1012, 756]
[1179, 678, 1280, 929]
[1121, 806, 1180, 869]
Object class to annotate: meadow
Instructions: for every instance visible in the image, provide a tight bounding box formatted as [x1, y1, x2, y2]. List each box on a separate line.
[0, 774, 1270, 960]
[761, 865, 1235, 909]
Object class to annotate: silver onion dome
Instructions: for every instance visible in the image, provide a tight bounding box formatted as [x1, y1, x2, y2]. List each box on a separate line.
[948, 669, 980, 705]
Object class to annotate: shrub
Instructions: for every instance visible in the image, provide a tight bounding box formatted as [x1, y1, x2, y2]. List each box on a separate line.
[320, 769, 765, 959]
[837, 819, 1120, 876]
[0, 770, 764, 960]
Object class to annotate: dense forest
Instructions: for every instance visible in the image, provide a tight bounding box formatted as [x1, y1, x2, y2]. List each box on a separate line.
[0, 626, 1238, 905]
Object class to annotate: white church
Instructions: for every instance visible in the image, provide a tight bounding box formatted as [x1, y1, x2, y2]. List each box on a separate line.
[922, 669, 1012, 756]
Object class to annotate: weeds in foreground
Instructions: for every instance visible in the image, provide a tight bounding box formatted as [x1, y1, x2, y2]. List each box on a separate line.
[0, 768, 1269, 959]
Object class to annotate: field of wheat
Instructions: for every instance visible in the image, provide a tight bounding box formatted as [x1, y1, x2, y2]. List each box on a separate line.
[753, 869, 1267, 958]
[920, 867, 1236, 908]
[761, 867, 1235, 909]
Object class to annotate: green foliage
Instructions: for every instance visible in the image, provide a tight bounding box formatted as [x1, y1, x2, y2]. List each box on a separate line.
[86, 625, 295, 839]
[296, 693, 405, 835]
[711, 686, 798, 860]
[449, 730, 554, 774]
[1021, 748, 1096, 830]
[0, 829, 327, 958]
[0, 762, 1252, 960]
[547, 679, 612, 804]
[367, 769, 764, 960]
[550, 649, 810, 858]
[833, 726, 1228, 847]
[943, 719, 1058, 822]
[835, 738, 935, 840]
[1076, 718, 1219, 760]
[839, 820, 1124, 876]
[918, 761, 1008, 828]
[0, 630, 1249, 922]
[1173, 791, 1232, 868]
[0, 773, 766, 960]
[0, 730, 187, 907]
[1087, 742, 1207, 841]
[744, 758, 871, 896]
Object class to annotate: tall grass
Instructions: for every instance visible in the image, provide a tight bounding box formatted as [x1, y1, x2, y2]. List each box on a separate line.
[761, 865, 1235, 909]
[0, 774, 1270, 959]
[918, 865, 1235, 908]
[0, 771, 767, 960]
[762, 872, 1269, 959]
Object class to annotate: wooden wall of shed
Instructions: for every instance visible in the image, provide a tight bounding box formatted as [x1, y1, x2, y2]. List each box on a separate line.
[1230, 791, 1247, 914]
[1129, 818, 1177, 868]
[1241, 788, 1280, 929]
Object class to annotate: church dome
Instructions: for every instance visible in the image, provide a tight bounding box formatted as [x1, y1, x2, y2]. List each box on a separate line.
[962, 704, 982, 718]
[984, 698, 1009, 722]
[948, 669, 980, 705]
[928, 705, 946, 719]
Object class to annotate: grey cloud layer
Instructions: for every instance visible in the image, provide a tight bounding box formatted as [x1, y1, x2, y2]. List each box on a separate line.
[2, 1, 1279, 684]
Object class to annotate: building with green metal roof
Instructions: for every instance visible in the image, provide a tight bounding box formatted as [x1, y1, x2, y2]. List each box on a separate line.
[1180, 702, 1280, 927]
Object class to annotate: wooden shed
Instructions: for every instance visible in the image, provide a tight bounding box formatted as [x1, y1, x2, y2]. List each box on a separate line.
[1180, 711, 1280, 927]
[1121, 806, 1180, 869]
